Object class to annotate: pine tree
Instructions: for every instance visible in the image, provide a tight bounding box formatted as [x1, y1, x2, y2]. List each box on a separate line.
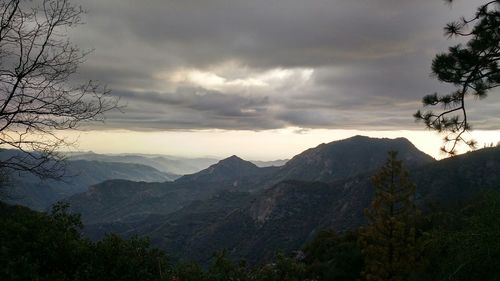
[414, 0, 500, 155]
[359, 151, 418, 281]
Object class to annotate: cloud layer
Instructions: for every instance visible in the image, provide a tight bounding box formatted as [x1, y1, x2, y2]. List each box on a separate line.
[70, 0, 500, 131]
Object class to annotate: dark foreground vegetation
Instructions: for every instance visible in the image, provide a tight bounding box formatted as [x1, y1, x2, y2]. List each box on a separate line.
[2, 188, 499, 281]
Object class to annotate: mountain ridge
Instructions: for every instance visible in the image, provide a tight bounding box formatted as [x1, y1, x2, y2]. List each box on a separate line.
[268, 135, 434, 184]
[4, 159, 175, 210]
[69, 136, 433, 226]
[82, 146, 500, 264]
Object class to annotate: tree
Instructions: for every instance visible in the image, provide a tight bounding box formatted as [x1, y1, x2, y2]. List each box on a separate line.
[86, 234, 169, 281]
[414, 0, 500, 155]
[421, 190, 500, 281]
[251, 253, 307, 281]
[0, 0, 117, 179]
[0, 201, 169, 281]
[303, 229, 363, 281]
[359, 151, 419, 281]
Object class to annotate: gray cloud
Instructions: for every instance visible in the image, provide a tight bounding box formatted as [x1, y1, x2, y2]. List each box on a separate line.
[70, 0, 500, 131]
[98, 88, 283, 130]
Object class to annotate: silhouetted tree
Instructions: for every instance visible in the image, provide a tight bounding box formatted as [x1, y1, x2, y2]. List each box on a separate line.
[0, 0, 117, 180]
[414, 0, 500, 155]
[359, 151, 419, 281]
[251, 253, 307, 281]
[421, 190, 500, 281]
[0, 201, 169, 281]
[303, 229, 363, 281]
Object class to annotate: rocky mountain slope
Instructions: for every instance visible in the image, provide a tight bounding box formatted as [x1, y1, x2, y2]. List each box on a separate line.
[269, 135, 434, 184]
[83, 146, 500, 264]
[69, 136, 441, 263]
[70, 136, 432, 225]
[67, 156, 278, 224]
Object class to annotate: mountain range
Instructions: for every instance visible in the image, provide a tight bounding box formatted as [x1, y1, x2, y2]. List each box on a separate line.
[67, 153, 288, 174]
[147, 146, 500, 264]
[67, 152, 219, 175]
[3, 150, 288, 211]
[68, 136, 433, 223]
[7, 135, 500, 265]
[70, 135, 500, 264]
[3, 159, 176, 210]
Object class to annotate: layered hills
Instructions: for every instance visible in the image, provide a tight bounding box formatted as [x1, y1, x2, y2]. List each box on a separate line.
[69, 136, 432, 224]
[10, 135, 499, 265]
[4, 159, 175, 210]
[81, 144, 500, 264]
[67, 152, 218, 175]
[66, 136, 449, 263]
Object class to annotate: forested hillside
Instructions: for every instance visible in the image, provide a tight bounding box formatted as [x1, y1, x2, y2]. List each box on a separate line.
[3, 188, 499, 280]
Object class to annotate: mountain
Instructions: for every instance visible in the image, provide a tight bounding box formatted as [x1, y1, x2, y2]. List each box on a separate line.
[72, 137, 433, 259]
[67, 180, 185, 224]
[82, 178, 369, 264]
[69, 136, 432, 225]
[68, 152, 217, 175]
[82, 143, 500, 265]
[3, 160, 174, 210]
[94, 147, 499, 264]
[66, 156, 277, 224]
[252, 159, 289, 167]
[270, 135, 434, 183]
[176, 155, 278, 190]
[81, 190, 254, 257]
[177, 155, 260, 182]
[413, 147, 500, 206]
[70, 152, 287, 174]
[73, 135, 430, 225]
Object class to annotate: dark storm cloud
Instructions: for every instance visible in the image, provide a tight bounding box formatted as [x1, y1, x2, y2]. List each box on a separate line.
[117, 88, 270, 118]
[71, 0, 500, 130]
[99, 88, 284, 130]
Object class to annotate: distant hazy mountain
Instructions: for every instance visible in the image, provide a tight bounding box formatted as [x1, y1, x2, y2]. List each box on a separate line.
[83, 146, 500, 264]
[68, 152, 218, 175]
[252, 159, 288, 167]
[68, 156, 278, 224]
[69, 152, 287, 174]
[3, 159, 175, 210]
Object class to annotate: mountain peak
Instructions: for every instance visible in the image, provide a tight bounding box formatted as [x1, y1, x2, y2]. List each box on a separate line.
[339, 135, 410, 144]
[319, 136, 420, 153]
[272, 136, 434, 183]
[214, 155, 259, 171]
[347, 135, 371, 140]
[176, 155, 260, 183]
[220, 155, 244, 163]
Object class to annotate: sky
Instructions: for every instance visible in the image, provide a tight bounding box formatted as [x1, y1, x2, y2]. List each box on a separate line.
[63, 0, 500, 160]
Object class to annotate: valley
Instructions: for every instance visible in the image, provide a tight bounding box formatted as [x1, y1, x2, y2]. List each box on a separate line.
[42, 136, 500, 264]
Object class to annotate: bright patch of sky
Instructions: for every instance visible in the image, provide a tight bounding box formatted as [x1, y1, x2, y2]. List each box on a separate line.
[60, 128, 500, 161]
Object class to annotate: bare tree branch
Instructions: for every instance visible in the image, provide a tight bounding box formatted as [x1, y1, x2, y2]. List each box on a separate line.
[0, 0, 119, 180]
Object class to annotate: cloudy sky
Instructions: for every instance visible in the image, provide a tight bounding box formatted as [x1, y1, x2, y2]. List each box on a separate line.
[65, 0, 500, 159]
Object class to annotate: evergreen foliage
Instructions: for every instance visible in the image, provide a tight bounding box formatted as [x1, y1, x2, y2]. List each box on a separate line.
[0, 202, 168, 281]
[303, 230, 364, 281]
[421, 190, 500, 281]
[415, 0, 500, 155]
[359, 151, 419, 281]
[1, 189, 500, 280]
